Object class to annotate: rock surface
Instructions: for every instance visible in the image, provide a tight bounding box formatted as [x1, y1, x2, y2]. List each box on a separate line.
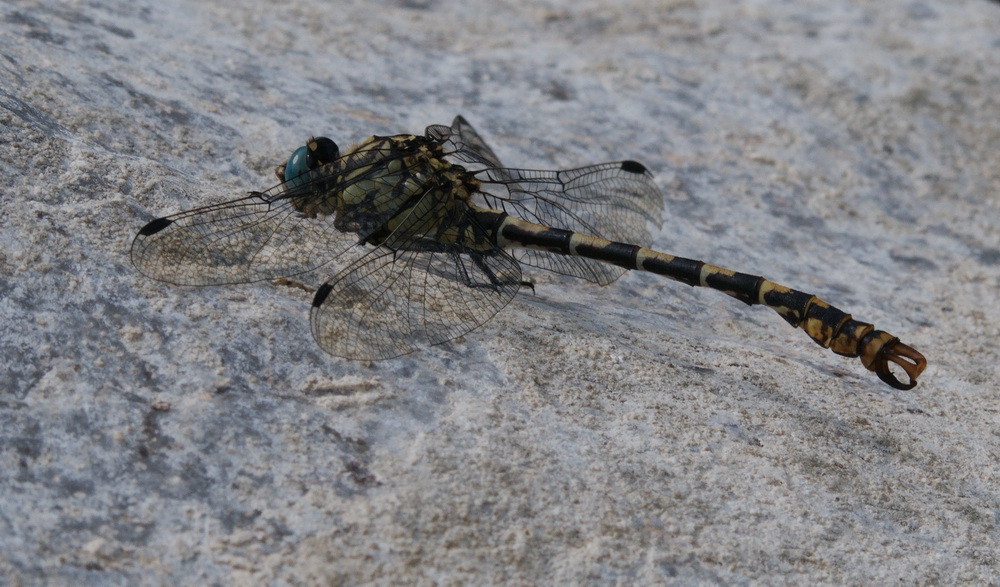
[1, 0, 998, 583]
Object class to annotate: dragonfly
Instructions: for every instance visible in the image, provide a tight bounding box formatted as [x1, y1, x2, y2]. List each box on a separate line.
[131, 116, 926, 390]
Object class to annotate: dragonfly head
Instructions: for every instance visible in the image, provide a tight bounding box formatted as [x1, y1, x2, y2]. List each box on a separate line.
[275, 136, 340, 185]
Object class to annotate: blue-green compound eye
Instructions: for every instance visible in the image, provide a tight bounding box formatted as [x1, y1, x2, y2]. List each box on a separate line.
[283, 145, 312, 185]
[282, 137, 340, 187]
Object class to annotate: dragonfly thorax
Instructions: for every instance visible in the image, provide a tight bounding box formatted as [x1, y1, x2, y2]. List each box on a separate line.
[331, 135, 481, 246]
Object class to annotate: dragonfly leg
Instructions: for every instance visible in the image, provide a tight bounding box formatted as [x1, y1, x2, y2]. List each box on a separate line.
[462, 250, 523, 291]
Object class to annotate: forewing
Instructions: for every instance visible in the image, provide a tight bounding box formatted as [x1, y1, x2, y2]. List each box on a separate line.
[131, 190, 346, 286]
[476, 162, 664, 285]
[310, 205, 521, 360]
[130, 143, 424, 286]
[427, 115, 506, 170]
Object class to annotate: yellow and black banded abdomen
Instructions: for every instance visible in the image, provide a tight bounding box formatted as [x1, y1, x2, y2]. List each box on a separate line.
[494, 214, 925, 390]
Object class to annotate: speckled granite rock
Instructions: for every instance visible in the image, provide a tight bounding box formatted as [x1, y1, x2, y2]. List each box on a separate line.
[1, 0, 998, 583]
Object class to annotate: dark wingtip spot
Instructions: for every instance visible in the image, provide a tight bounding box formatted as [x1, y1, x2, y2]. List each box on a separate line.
[312, 283, 334, 308]
[620, 160, 647, 174]
[139, 217, 173, 236]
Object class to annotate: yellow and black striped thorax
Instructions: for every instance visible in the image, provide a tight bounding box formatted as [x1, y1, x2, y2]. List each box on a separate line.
[303, 134, 481, 244]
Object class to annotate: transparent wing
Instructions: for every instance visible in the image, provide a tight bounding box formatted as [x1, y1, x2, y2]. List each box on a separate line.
[130, 144, 425, 286]
[427, 117, 664, 285]
[426, 115, 505, 170]
[310, 198, 521, 360]
[476, 163, 663, 285]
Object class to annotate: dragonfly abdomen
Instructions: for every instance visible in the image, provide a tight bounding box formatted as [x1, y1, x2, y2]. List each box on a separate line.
[495, 215, 925, 390]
